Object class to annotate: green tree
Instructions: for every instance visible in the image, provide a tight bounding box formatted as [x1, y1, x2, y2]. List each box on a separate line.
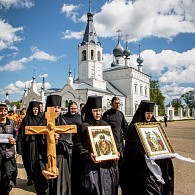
[150, 80, 165, 115]
[171, 98, 183, 108]
[180, 90, 195, 108]
[11, 101, 20, 109]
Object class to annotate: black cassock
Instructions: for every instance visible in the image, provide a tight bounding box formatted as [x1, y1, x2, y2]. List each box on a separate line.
[102, 108, 128, 156]
[63, 112, 82, 195]
[120, 123, 174, 195]
[18, 110, 41, 182]
[76, 121, 119, 195]
[34, 114, 73, 195]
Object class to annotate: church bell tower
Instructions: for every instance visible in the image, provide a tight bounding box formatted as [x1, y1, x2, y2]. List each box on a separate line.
[78, 0, 106, 90]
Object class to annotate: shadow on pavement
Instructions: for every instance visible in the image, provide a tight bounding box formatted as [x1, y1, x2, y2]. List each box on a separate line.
[13, 178, 36, 193]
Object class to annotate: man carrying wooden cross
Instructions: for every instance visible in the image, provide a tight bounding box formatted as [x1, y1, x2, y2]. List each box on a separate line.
[26, 95, 76, 195]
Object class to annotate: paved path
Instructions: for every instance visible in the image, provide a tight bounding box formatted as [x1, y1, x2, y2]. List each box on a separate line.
[11, 120, 195, 195]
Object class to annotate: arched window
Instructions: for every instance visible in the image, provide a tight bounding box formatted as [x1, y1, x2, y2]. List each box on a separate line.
[65, 100, 69, 107]
[82, 50, 86, 61]
[134, 83, 138, 94]
[98, 51, 101, 61]
[140, 85, 143, 96]
[145, 87, 147, 96]
[91, 50, 94, 60]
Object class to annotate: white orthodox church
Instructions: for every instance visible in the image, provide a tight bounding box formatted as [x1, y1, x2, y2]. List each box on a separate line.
[20, 4, 150, 115]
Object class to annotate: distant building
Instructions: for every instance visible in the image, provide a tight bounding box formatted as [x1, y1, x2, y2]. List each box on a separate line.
[19, 76, 45, 109]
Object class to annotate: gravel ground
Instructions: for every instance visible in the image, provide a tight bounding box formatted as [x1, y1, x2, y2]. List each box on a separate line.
[10, 120, 195, 195]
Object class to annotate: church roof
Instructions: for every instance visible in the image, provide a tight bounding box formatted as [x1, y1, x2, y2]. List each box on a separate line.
[70, 82, 124, 97]
[106, 82, 125, 96]
[81, 10, 101, 46]
[103, 65, 150, 77]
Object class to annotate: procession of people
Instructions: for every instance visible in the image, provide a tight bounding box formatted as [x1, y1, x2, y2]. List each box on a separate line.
[1, 95, 195, 195]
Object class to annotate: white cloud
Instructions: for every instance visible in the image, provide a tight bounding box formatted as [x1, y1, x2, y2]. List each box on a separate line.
[39, 74, 48, 78]
[62, 30, 84, 40]
[0, 79, 51, 95]
[0, 47, 58, 72]
[139, 48, 195, 83]
[0, 19, 24, 51]
[30, 47, 57, 61]
[102, 53, 114, 69]
[0, 0, 34, 9]
[97, 0, 195, 40]
[0, 57, 29, 71]
[61, 3, 80, 22]
[160, 83, 194, 104]
[65, 0, 195, 41]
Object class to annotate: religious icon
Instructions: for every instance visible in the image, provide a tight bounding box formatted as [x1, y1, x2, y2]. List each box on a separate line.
[88, 126, 119, 162]
[135, 122, 174, 158]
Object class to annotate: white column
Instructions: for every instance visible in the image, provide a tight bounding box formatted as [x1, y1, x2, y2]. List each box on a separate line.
[154, 104, 158, 117]
[185, 107, 190, 117]
[192, 108, 195, 118]
[178, 107, 183, 118]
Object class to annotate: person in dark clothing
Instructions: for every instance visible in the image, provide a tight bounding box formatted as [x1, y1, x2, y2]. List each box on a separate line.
[63, 101, 82, 136]
[76, 96, 119, 195]
[63, 101, 82, 195]
[39, 102, 44, 117]
[0, 104, 17, 195]
[120, 100, 174, 195]
[164, 114, 168, 127]
[34, 95, 73, 195]
[18, 101, 42, 186]
[102, 97, 128, 158]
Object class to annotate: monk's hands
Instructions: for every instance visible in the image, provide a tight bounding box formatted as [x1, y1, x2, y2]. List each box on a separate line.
[9, 137, 16, 144]
[54, 133, 59, 143]
[91, 152, 119, 163]
[42, 170, 57, 180]
[91, 153, 101, 163]
[113, 152, 120, 161]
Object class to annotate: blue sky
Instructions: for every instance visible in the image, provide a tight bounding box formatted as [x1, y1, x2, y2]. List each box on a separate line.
[0, 0, 195, 105]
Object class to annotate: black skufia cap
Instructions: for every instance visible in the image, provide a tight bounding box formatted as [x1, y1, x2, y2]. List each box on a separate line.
[85, 96, 102, 109]
[46, 95, 62, 108]
[130, 100, 156, 124]
[27, 101, 40, 115]
[81, 96, 102, 122]
[140, 100, 155, 112]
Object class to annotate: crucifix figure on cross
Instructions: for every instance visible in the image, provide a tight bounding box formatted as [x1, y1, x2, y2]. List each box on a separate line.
[25, 107, 77, 176]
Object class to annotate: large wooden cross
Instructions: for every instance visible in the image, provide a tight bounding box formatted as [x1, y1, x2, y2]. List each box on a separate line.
[25, 107, 77, 176]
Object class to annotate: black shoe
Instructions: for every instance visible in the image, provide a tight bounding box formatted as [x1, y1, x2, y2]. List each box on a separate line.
[27, 179, 33, 186]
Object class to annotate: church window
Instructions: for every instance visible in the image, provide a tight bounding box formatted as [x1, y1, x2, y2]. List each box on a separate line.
[135, 103, 139, 112]
[134, 83, 138, 94]
[82, 50, 86, 61]
[91, 50, 94, 60]
[98, 51, 101, 61]
[145, 87, 147, 96]
[140, 85, 143, 96]
[65, 100, 69, 107]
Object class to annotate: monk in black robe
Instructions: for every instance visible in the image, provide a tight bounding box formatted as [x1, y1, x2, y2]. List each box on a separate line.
[120, 100, 174, 195]
[63, 101, 82, 195]
[102, 96, 128, 158]
[76, 96, 119, 195]
[34, 95, 73, 195]
[18, 101, 42, 186]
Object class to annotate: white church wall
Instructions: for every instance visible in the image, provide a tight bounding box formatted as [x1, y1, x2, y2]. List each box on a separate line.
[131, 76, 150, 114]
